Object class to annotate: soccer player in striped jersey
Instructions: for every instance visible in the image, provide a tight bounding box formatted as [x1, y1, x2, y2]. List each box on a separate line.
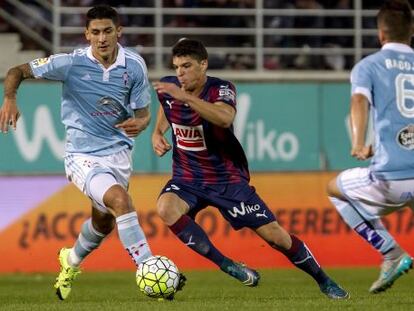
[0, 4, 168, 300]
[328, 0, 414, 294]
[152, 38, 349, 299]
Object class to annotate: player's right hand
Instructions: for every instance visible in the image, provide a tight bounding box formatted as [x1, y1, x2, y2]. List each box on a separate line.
[351, 144, 373, 160]
[0, 98, 20, 133]
[152, 132, 172, 157]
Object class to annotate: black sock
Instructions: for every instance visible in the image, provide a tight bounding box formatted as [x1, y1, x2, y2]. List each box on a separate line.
[169, 215, 227, 267]
[280, 235, 329, 285]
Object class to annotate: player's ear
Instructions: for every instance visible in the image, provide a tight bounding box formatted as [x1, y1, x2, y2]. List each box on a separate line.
[116, 26, 123, 38]
[84, 28, 90, 41]
[378, 28, 385, 45]
[201, 59, 208, 72]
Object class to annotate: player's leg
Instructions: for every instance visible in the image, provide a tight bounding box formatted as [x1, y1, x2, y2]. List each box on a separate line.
[215, 181, 347, 298]
[55, 153, 109, 300]
[328, 168, 413, 293]
[56, 151, 152, 299]
[255, 221, 349, 299]
[69, 207, 115, 266]
[96, 176, 152, 266]
[55, 206, 113, 300]
[157, 182, 259, 286]
[89, 150, 152, 267]
[158, 191, 227, 270]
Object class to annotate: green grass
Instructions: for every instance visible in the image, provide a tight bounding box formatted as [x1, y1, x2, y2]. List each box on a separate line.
[0, 268, 413, 311]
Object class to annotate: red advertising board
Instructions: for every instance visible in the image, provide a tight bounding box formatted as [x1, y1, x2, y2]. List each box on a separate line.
[1, 173, 413, 272]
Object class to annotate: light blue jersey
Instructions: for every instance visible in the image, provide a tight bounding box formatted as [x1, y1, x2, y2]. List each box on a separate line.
[29, 44, 150, 155]
[351, 43, 414, 180]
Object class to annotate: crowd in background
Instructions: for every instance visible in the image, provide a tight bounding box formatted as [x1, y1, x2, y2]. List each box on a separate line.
[0, 0, 407, 70]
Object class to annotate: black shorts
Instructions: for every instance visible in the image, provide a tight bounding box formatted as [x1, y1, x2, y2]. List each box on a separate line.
[160, 179, 276, 230]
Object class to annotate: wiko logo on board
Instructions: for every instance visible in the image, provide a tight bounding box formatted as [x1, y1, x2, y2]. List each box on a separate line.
[234, 93, 299, 161]
[12, 105, 64, 161]
[10, 93, 300, 164]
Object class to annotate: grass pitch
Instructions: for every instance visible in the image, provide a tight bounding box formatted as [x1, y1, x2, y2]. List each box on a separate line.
[0, 268, 412, 311]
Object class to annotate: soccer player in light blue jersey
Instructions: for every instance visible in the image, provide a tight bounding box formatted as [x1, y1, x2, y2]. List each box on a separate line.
[327, 0, 414, 294]
[0, 5, 163, 300]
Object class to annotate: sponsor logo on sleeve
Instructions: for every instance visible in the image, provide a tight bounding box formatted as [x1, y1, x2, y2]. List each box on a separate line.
[31, 57, 50, 68]
[218, 85, 235, 102]
[172, 123, 206, 151]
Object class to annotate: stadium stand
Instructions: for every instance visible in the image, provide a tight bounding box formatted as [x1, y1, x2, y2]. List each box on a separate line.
[0, 0, 394, 79]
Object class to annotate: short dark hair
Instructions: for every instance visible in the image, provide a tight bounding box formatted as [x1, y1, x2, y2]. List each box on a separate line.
[377, 0, 413, 42]
[86, 5, 120, 28]
[172, 39, 208, 62]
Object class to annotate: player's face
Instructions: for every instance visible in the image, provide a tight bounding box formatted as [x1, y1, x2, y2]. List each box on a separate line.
[85, 19, 121, 64]
[172, 56, 207, 92]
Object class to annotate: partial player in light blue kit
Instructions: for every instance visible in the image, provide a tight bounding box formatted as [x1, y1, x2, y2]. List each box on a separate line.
[327, 0, 414, 294]
[0, 4, 162, 300]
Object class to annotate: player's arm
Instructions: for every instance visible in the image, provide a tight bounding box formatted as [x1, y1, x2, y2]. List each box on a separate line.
[182, 95, 235, 128]
[153, 82, 235, 128]
[0, 63, 33, 133]
[350, 93, 373, 160]
[115, 106, 150, 138]
[152, 107, 171, 157]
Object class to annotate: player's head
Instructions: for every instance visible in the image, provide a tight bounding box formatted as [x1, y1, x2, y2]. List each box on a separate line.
[377, 0, 413, 45]
[171, 38, 208, 92]
[85, 5, 122, 62]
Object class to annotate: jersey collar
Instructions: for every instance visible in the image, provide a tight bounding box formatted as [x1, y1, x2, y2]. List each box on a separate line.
[382, 43, 414, 54]
[86, 43, 126, 68]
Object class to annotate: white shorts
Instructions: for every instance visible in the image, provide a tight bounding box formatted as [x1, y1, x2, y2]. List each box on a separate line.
[64, 148, 132, 213]
[337, 167, 414, 220]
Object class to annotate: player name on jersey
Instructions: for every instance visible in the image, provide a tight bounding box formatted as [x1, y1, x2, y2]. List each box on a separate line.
[385, 58, 414, 71]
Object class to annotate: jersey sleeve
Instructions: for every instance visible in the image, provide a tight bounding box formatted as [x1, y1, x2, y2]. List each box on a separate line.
[211, 81, 237, 108]
[350, 60, 373, 103]
[29, 54, 73, 81]
[130, 62, 151, 110]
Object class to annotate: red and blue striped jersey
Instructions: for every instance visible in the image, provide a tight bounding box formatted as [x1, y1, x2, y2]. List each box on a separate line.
[157, 76, 250, 185]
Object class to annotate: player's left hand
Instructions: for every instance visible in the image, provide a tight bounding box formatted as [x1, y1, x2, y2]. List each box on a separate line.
[0, 98, 20, 133]
[115, 117, 148, 137]
[351, 144, 373, 160]
[153, 82, 187, 102]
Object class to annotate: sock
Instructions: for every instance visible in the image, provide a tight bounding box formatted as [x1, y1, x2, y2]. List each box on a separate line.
[384, 245, 404, 261]
[68, 218, 106, 267]
[280, 234, 329, 285]
[169, 215, 226, 267]
[329, 196, 398, 256]
[116, 212, 152, 267]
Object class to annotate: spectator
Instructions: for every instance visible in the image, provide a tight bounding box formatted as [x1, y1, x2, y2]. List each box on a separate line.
[323, 0, 353, 70]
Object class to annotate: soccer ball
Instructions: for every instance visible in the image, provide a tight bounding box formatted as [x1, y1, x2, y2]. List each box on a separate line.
[136, 255, 180, 298]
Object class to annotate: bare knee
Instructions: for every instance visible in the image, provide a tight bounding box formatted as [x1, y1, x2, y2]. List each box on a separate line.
[327, 177, 344, 199]
[103, 185, 133, 217]
[157, 200, 181, 225]
[156, 194, 188, 226]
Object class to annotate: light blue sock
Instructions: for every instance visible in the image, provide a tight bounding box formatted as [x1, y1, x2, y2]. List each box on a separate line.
[116, 212, 152, 267]
[70, 218, 106, 267]
[329, 196, 398, 256]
